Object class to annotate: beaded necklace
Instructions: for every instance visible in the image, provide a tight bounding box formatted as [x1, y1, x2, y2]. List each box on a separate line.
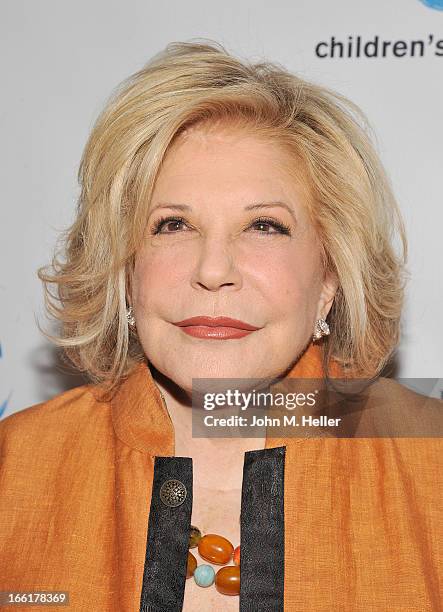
[187, 525, 240, 595]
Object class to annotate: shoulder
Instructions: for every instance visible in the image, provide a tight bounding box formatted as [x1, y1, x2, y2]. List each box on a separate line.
[0, 383, 112, 457]
[367, 376, 442, 405]
[363, 375, 442, 421]
[342, 376, 443, 461]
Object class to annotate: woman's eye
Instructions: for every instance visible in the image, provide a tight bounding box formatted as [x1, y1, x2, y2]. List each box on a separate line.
[249, 218, 291, 235]
[152, 216, 188, 234]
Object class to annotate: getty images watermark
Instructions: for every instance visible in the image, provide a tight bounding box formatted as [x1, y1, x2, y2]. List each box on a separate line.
[190, 377, 443, 438]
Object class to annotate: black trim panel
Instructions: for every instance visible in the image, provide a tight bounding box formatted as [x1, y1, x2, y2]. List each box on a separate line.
[240, 445, 286, 611]
[139, 456, 193, 612]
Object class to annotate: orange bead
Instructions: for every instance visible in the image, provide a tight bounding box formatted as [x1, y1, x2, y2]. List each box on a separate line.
[215, 565, 240, 595]
[198, 533, 234, 565]
[233, 545, 240, 566]
[186, 551, 197, 578]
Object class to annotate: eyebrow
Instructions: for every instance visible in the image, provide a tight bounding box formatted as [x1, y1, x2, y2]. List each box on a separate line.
[150, 201, 297, 222]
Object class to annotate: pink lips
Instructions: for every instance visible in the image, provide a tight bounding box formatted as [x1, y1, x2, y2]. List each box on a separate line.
[172, 316, 260, 340]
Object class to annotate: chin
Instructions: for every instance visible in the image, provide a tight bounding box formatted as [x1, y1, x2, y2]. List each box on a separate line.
[174, 361, 246, 382]
[171, 359, 279, 397]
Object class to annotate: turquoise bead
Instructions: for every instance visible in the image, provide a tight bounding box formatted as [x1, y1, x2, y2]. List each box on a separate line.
[193, 564, 215, 587]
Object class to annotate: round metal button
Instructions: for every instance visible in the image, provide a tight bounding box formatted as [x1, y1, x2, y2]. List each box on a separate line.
[159, 479, 187, 507]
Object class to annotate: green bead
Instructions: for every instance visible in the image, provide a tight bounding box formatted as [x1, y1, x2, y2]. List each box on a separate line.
[189, 525, 202, 549]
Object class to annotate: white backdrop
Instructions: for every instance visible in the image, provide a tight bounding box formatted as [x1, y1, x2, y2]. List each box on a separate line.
[1, 0, 442, 419]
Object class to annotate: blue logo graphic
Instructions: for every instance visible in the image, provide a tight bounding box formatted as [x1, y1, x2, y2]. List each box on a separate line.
[419, 0, 443, 9]
[0, 342, 13, 419]
[0, 392, 12, 419]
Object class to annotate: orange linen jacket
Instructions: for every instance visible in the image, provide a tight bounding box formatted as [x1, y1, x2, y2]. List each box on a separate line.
[0, 343, 442, 611]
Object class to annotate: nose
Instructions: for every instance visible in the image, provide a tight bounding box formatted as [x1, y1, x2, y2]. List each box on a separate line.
[190, 236, 243, 292]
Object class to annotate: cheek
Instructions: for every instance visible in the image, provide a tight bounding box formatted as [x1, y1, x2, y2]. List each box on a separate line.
[251, 243, 322, 315]
[133, 248, 184, 308]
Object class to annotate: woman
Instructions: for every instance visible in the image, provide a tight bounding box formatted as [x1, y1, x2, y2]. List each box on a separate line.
[0, 40, 441, 611]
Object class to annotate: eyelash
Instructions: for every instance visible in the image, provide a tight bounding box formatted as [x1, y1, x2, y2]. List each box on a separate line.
[151, 215, 292, 236]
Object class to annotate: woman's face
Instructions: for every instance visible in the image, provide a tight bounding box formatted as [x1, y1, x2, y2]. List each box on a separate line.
[131, 122, 337, 396]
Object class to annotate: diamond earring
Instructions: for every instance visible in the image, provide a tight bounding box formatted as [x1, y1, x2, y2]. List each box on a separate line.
[126, 306, 136, 328]
[313, 318, 330, 341]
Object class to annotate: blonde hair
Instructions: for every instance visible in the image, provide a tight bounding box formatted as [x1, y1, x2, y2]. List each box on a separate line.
[38, 39, 408, 391]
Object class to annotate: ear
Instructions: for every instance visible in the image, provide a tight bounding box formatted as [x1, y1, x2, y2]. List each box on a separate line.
[316, 270, 338, 320]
